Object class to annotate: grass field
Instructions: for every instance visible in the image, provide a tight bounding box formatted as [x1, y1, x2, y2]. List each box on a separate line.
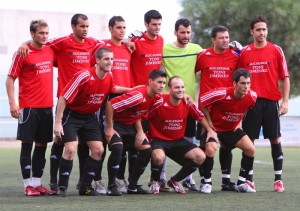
[0, 146, 299, 211]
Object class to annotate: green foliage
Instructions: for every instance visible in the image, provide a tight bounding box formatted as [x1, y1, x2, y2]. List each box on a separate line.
[180, 0, 300, 97]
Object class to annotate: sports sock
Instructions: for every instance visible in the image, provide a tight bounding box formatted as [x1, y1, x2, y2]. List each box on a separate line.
[58, 158, 73, 188]
[81, 156, 101, 188]
[127, 149, 138, 181]
[32, 146, 47, 178]
[20, 142, 33, 180]
[151, 160, 163, 181]
[77, 143, 89, 182]
[271, 143, 283, 181]
[237, 153, 254, 185]
[94, 142, 106, 181]
[160, 156, 167, 181]
[107, 143, 123, 186]
[172, 160, 200, 182]
[49, 142, 64, 183]
[129, 147, 151, 188]
[203, 156, 214, 185]
[116, 149, 127, 180]
[219, 148, 232, 184]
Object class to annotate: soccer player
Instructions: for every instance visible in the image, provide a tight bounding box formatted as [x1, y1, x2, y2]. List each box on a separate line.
[53, 48, 130, 197]
[200, 68, 257, 193]
[6, 20, 56, 196]
[239, 15, 290, 192]
[105, 70, 167, 194]
[90, 16, 134, 195]
[160, 18, 202, 191]
[129, 10, 164, 87]
[147, 76, 217, 195]
[195, 25, 240, 193]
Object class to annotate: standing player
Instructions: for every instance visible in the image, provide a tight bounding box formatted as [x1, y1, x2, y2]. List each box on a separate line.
[160, 18, 202, 191]
[53, 48, 130, 196]
[91, 16, 134, 195]
[129, 10, 164, 87]
[6, 20, 56, 196]
[239, 15, 290, 192]
[195, 25, 240, 193]
[147, 76, 217, 195]
[105, 70, 167, 194]
[200, 68, 257, 193]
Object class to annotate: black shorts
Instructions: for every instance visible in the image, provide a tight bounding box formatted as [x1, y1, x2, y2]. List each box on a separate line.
[218, 128, 247, 150]
[17, 108, 53, 143]
[184, 116, 196, 137]
[61, 109, 102, 143]
[150, 138, 197, 166]
[196, 130, 218, 149]
[242, 98, 281, 140]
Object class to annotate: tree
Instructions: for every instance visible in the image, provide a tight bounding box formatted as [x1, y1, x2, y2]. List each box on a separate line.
[180, 0, 300, 97]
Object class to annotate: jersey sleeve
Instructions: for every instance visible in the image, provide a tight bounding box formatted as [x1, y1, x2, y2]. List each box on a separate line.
[110, 90, 144, 112]
[188, 103, 204, 121]
[200, 88, 227, 108]
[275, 45, 290, 79]
[8, 52, 23, 78]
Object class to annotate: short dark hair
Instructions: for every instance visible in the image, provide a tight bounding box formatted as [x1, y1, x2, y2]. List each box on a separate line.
[144, 10, 162, 24]
[250, 15, 268, 29]
[168, 76, 182, 88]
[233, 68, 251, 83]
[30, 20, 48, 33]
[109, 16, 125, 28]
[148, 69, 167, 80]
[71, 13, 88, 26]
[175, 18, 191, 31]
[96, 48, 113, 59]
[211, 25, 228, 38]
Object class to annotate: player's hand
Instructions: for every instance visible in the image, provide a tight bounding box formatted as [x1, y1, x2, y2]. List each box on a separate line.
[9, 103, 20, 119]
[54, 122, 64, 138]
[279, 100, 288, 116]
[135, 131, 148, 149]
[183, 94, 194, 105]
[128, 30, 143, 38]
[229, 41, 243, 50]
[105, 126, 120, 144]
[18, 42, 30, 58]
[206, 128, 218, 143]
[125, 41, 136, 53]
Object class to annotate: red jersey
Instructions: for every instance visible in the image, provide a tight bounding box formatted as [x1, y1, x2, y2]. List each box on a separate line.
[47, 34, 104, 96]
[239, 42, 289, 101]
[91, 40, 131, 87]
[147, 94, 204, 141]
[62, 68, 115, 114]
[8, 44, 55, 108]
[110, 86, 163, 125]
[129, 32, 164, 86]
[195, 47, 239, 105]
[200, 87, 257, 132]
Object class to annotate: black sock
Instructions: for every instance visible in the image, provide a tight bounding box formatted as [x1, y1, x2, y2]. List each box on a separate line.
[129, 147, 151, 188]
[203, 156, 214, 185]
[219, 148, 232, 184]
[20, 143, 33, 179]
[32, 146, 47, 178]
[107, 143, 123, 186]
[50, 142, 64, 183]
[94, 142, 106, 181]
[172, 160, 200, 182]
[58, 158, 73, 188]
[128, 150, 138, 181]
[116, 150, 127, 180]
[237, 153, 254, 185]
[271, 143, 283, 181]
[81, 157, 101, 188]
[151, 160, 163, 181]
[77, 143, 89, 182]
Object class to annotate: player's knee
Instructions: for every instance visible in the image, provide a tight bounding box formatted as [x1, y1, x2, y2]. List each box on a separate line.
[63, 144, 77, 160]
[205, 142, 218, 157]
[244, 145, 255, 157]
[194, 148, 206, 164]
[151, 149, 165, 165]
[90, 144, 104, 160]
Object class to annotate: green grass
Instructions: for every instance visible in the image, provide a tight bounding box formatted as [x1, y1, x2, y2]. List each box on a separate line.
[0, 146, 299, 211]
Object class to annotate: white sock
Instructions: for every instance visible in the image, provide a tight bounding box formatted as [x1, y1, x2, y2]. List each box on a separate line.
[31, 177, 41, 187]
[23, 178, 32, 188]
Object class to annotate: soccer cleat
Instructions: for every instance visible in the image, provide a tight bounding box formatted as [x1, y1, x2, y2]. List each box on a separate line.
[79, 186, 99, 196]
[24, 185, 41, 196]
[245, 180, 255, 189]
[49, 183, 58, 193]
[94, 180, 107, 195]
[167, 178, 186, 194]
[160, 179, 173, 192]
[57, 186, 67, 197]
[235, 183, 256, 193]
[182, 179, 198, 191]
[221, 182, 236, 191]
[127, 185, 149, 194]
[149, 181, 161, 195]
[274, 180, 285, 192]
[200, 184, 212, 194]
[35, 185, 56, 195]
[107, 185, 122, 196]
[115, 178, 128, 194]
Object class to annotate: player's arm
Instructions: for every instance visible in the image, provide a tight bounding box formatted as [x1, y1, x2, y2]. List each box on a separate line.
[17, 40, 31, 57]
[134, 119, 148, 149]
[5, 76, 19, 119]
[54, 96, 66, 138]
[105, 101, 120, 143]
[202, 107, 214, 130]
[113, 85, 131, 94]
[198, 115, 218, 142]
[279, 77, 290, 116]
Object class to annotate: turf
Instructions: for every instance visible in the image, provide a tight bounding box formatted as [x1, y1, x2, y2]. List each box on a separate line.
[0, 147, 299, 211]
